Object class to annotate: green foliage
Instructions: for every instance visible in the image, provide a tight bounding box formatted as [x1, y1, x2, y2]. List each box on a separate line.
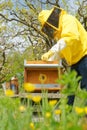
[57, 69, 81, 95]
[0, 0, 13, 11]
[57, 69, 87, 107]
[0, 69, 87, 130]
[5, 48, 34, 84]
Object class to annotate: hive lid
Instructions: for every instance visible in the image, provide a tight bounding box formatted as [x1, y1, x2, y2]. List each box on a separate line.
[24, 60, 63, 68]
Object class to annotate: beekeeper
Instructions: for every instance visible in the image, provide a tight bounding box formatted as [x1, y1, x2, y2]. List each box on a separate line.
[38, 6, 87, 105]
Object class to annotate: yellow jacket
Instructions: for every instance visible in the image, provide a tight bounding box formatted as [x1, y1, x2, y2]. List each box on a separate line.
[54, 12, 87, 65]
[38, 8, 87, 65]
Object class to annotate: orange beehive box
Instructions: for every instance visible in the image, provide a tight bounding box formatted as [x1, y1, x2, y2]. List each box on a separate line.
[24, 60, 63, 92]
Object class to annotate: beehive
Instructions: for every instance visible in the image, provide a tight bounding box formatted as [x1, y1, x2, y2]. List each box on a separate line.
[24, 60, 63, 92]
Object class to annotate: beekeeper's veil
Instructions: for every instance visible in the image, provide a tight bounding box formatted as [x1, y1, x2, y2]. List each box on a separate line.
[38, 6, 62, 38]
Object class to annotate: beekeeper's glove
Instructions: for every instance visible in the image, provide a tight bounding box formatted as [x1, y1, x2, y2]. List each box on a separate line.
[41, 38, 66, 61]
[41, 50, 54, 61]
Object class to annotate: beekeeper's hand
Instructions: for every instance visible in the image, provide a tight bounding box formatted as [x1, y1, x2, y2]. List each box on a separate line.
[41, 38, 66, 61]
[41, 50, 54, 61]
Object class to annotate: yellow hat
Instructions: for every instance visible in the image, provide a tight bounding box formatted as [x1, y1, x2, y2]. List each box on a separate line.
[38, 8, 54, 27]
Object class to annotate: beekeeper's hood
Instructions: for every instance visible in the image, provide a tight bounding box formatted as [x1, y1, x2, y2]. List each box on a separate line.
[38, 6, 66, 38]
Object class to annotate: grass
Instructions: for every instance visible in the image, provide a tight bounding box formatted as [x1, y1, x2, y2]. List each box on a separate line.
[0, 70, 87, 130]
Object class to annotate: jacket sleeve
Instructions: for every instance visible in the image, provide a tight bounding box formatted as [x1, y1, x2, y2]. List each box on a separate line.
[50, 38, 66, 52]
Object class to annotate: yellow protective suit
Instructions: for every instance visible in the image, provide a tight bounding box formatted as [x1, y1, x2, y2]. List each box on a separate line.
[38, 7, 87, 65]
